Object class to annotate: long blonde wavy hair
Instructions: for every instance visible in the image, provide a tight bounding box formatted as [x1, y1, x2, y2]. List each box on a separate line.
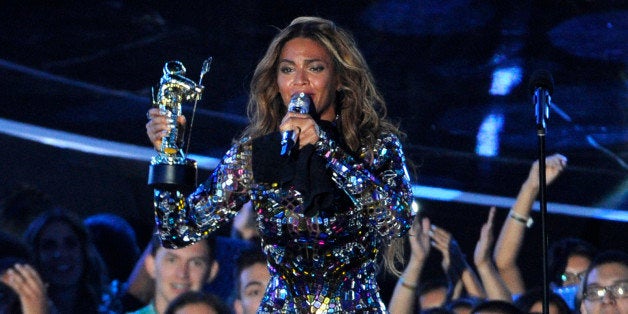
[240, 16, 409, 276]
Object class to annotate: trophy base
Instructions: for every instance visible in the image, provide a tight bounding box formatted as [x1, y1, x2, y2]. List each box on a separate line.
[148, 160, 198, 189]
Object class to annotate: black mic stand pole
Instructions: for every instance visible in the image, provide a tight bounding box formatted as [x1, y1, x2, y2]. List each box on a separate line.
[536, 89, 550, 314]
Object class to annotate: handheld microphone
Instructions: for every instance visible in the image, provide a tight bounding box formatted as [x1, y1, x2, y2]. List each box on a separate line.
[280, 92, 311, 156]
[529, 70, 554, 134]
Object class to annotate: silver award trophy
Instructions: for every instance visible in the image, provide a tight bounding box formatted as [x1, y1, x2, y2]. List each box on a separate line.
[148, 58, 212, 189]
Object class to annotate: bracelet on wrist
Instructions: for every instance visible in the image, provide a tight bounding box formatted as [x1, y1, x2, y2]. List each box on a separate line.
[509, 210, 534, 228]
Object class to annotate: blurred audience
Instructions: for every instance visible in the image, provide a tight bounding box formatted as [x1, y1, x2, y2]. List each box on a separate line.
[0, 231, 54, 314]
[388, 215, 435, 313]
[2, 152, 623, 314]
[471, 300, 523, 314]
[204, 236, 255, 301]
[579, 249, 628, 314]
[420, 307, 456, 314]
[547, 237, 598, 310]
[389, 213, 486, 313]
[84, 213, 141, 282]
[418, 278, 452, 311]
[126, 234, 219, 314]
[92, 215, 147, 313]
[232, 246, 270, 314]
[0, 184, 53, 238]
[23, 208, 108, 313]
[513, 287, 570, 314]
[164, 291, 230, 314]
[445, 296, 483, 314]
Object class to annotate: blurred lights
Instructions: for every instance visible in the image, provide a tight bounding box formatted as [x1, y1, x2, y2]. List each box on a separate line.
[489, 66, 522, 96]
[2, 117, 626, 223]
[475, 113, 504, 157]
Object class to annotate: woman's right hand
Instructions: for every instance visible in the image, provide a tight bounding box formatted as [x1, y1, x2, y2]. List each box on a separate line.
[145, 108, 187, 151]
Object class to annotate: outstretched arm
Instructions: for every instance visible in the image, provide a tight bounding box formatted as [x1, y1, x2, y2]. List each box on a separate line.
[493, 154, 567, 295]
[389, 217, 431, 314]
[474, 207, 511, 301]
[430, 224, 485, 300]
[152, 138, 253, 249]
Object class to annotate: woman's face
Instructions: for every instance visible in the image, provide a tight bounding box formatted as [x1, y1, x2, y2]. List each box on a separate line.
[562, 254, 592, 286]
[277, 37, 339, 122]
[37, 220, 84, 287]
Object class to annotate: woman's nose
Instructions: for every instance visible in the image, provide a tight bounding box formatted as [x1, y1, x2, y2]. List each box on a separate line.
[293, 69, 308, 85]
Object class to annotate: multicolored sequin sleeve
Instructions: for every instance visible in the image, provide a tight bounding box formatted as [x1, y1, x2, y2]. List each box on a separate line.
[154, 138, 253, 248]
[314, 129, 414, 241]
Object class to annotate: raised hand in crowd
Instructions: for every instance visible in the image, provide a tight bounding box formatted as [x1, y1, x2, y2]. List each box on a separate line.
[430, 223, 485, 300]
[473, 206, 511, 301]
[493, 153, 567, 295]
[389, 216, 431, 314]
[1, 263, 52, 314]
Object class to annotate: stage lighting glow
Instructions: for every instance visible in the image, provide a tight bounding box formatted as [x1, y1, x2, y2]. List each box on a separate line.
[489, 66, 522, 96]
[475, 113, 504, 157]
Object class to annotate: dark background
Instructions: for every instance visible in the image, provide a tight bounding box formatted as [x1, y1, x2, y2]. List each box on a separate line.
[0, 0, 626, 299]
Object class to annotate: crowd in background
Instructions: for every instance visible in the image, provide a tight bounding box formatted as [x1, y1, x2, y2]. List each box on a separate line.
[0, 154, 626, 314]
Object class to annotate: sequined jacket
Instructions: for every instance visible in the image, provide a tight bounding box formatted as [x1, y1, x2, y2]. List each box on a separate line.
[154, 125, 414, 313]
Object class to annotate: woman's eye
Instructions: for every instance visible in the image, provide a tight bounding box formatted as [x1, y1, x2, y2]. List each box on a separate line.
[310, 65, 324, 72]
[280, 66, 294, 74]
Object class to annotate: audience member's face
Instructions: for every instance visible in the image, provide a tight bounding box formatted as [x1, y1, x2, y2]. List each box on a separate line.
[419, 286, 448, 310]
[234, 262, 271, 314]
[172, 302, 218, 314]
[147, 240, 214, 313]
[277, 37, 339, 122]
[37, 220, 83, 287]
[561, 254, 591, 286]
[529, 301, 560, 314]
[451, 304, 473, 314]
[580, 262, 628, 314]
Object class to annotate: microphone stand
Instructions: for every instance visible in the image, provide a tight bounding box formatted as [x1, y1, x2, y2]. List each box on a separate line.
[535, 88, 550, 314]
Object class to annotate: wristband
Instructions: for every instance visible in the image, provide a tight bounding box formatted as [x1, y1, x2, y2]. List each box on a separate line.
[509, 210, 534, 228]
[399, 277, 417, 290]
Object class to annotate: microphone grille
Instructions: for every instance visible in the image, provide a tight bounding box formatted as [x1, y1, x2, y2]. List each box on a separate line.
[288, 92, 310, 114]
[528, 69, 554, 95]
